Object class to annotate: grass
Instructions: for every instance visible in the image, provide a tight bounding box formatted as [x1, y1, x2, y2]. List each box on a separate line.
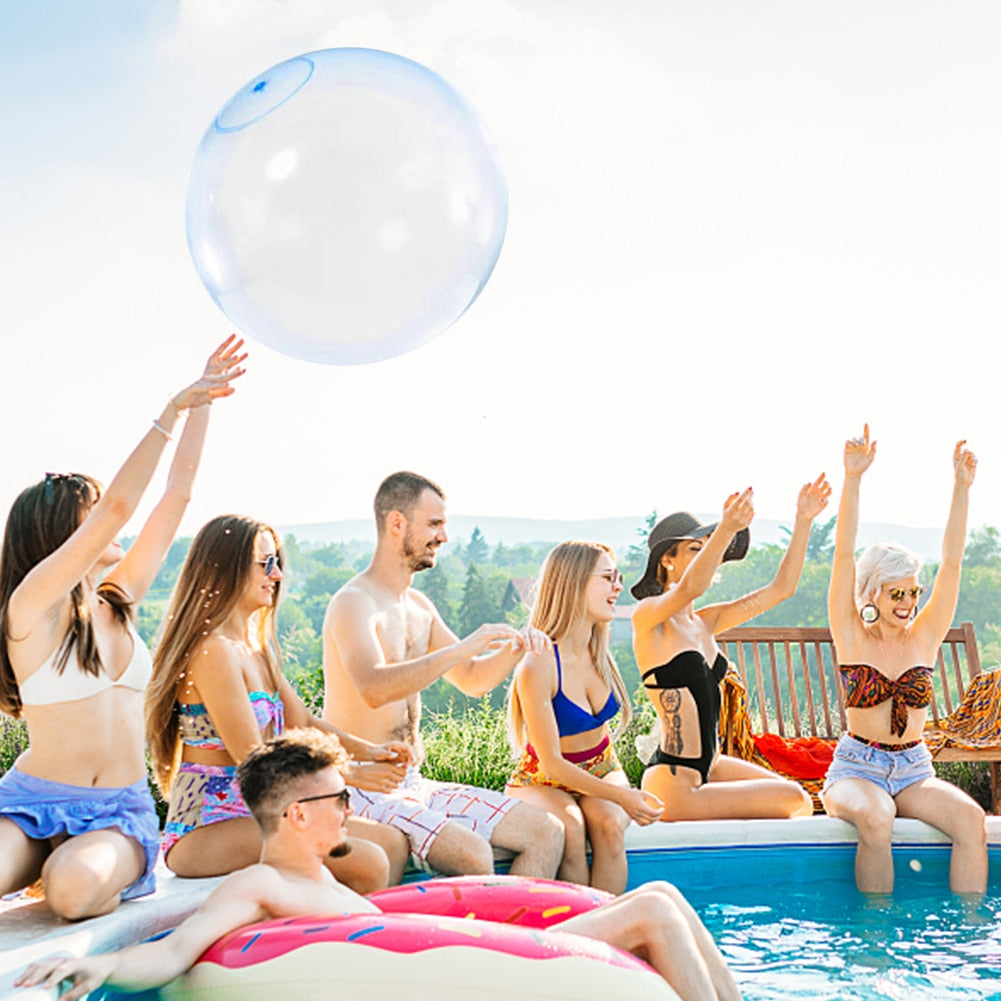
[2, 698, 994, 817]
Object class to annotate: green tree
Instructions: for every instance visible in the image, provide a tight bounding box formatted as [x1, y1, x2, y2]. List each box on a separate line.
[964, 526, 1001, 568]
[415, 564, 456, 631]
[458, 564, 502, 635]
[620, 510, 657, 605]
[466, 526, 489, 566]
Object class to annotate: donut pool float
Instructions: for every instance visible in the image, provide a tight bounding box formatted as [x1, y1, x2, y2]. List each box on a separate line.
[163, 876, 679, 1000]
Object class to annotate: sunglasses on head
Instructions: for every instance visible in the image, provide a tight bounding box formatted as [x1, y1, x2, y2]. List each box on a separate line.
[888, 585, 925, 602]
[281, 788, 350, 818]
[256, 554, 280, 575]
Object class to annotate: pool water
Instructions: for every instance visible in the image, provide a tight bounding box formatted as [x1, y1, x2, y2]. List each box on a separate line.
[627, 844, 1001, 1000]
[93, 845, 1001, 1001]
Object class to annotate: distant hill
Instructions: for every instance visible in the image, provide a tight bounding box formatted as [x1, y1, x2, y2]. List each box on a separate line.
[280, 515, 944, 561]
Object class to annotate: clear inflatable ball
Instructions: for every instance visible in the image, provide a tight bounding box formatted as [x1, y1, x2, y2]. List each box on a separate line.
[186, 48, 508, 365]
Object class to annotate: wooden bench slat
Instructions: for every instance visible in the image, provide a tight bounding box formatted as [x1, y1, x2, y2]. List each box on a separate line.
[716, 622, 998, 812]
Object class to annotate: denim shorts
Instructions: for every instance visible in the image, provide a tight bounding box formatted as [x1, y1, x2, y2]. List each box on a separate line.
[822, 733, 935, 798]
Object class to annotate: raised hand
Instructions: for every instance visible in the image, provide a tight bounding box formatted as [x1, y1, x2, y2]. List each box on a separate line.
[844, 424, 876, 476]
[797, 473, 832, 521]
[170, 334, 248, 411]
[953, 440, 977, 487]
[720, 487, 754, 535]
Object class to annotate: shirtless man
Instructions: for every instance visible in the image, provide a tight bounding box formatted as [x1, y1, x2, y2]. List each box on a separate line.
[322, 471, 563, 880]
[17, 729, 741, 1001]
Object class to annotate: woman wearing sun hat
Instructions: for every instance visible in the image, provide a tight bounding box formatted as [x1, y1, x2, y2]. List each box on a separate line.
[631, 478, 831, 821]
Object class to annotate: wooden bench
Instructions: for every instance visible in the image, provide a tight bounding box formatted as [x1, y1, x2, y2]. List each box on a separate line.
[716, 623, 1000, 813]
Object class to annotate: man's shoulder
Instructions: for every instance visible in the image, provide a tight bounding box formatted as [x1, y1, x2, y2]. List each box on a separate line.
[324, 573, 377, 616]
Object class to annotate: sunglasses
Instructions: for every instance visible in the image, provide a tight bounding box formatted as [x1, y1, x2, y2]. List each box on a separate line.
[595, 570, 623, 586]
[43, 472, 88, 506]
[888, 586, 925, 602]
[281, 788, 350, 818]
[256, 554, 281, 576]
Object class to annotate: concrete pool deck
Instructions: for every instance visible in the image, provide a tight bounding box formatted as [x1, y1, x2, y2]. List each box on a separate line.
[3, 814, 998, 999]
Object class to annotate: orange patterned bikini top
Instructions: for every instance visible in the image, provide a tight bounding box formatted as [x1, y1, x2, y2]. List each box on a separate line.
[839, 664, 933, 737]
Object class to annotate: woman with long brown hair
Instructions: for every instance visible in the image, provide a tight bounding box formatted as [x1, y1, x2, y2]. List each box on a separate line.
[145, 514, 412, 892]
[0, 337, 244, 918]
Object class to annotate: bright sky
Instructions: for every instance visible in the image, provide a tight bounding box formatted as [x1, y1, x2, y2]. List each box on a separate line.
[3, 1, 999, 543]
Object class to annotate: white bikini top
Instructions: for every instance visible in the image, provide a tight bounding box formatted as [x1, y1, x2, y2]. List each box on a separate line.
[17, 620, 152, 706]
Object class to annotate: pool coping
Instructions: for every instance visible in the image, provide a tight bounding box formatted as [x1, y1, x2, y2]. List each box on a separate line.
[3, 814, 998, 998]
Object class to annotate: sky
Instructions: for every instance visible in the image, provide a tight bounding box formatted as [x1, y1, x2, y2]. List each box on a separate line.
[2, 1, 999, 545]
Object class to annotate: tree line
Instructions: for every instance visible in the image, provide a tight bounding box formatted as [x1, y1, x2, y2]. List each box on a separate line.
[132, 517, 1001, 716]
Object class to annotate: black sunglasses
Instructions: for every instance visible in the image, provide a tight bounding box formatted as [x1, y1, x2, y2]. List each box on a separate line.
[281, 788, 350, 818]
[256, 554, 281, 576]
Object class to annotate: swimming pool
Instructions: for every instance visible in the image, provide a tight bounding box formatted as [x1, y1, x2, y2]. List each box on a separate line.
[627, 843, 1001, 1000]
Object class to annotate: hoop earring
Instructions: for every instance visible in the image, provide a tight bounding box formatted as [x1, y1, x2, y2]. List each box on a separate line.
[860, 604, 879, 624]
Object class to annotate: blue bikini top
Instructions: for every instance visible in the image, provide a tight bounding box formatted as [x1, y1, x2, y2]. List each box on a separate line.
[551, 642, 619, 737]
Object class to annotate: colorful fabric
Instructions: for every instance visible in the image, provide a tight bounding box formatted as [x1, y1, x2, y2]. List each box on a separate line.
[839, 664, 933, 737]
[348, 766, 515, 870]
[750, 732, 835, 780]
[178, 691, 284, 750]
[162, 761, 247, 857]
[719, 670, 832, 812]
[506, 737, 622, 794]
[0, 767, 159, 899]
[923, 669, 1001, 754]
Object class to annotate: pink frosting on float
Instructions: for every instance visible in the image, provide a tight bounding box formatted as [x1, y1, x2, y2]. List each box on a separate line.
[198, 911, 650, 973]
[370, 874, 612, 927]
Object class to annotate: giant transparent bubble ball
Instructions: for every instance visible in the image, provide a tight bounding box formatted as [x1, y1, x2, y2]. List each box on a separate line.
[186, 48, 508, 365]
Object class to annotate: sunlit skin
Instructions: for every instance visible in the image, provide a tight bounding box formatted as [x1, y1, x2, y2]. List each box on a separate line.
[322, 483, 565, 880]
[162, 529, 413, 891]
[506, 549, 662, 894]
[0, 336, 245, 920]
[823, 425, 987, 896]
[634, 476, 831, 822]
[16, 751, 742, 1001]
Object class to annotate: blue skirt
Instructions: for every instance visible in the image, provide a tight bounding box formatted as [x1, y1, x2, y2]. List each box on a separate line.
[0, 767, 159, 899]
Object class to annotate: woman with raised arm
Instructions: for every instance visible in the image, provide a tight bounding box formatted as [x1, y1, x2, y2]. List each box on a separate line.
[145, 514, 413, 892]
[505, 541, 662, 894]
[822, 427, 987, 895]
[632, 477, 831, 822]
[0, 337, 245, 919]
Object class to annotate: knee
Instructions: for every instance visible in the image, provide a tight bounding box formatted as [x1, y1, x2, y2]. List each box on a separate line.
[42, 859, 112, 921]
[622, 883, 687, 932]
[951, 800, 987, 846]
[585, 807, 628, 851]
[346, 842, 392, 894]
[853, 803, 896, 844]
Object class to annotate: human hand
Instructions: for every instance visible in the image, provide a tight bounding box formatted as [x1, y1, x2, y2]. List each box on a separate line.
[370, 741, 415, 766]
[511, 626, 552, 657]
[797, 473, 832, 521]
[170, 334, 248, 411]
[720, 487, 754, 535]
[460, 622, 523, 658]
[844, 424, 876, 476]
[15, 953, 116, 1001]
[343, 759, 408, 793]
[953, 440, 977, 488]
[619, 787, 664, 825]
